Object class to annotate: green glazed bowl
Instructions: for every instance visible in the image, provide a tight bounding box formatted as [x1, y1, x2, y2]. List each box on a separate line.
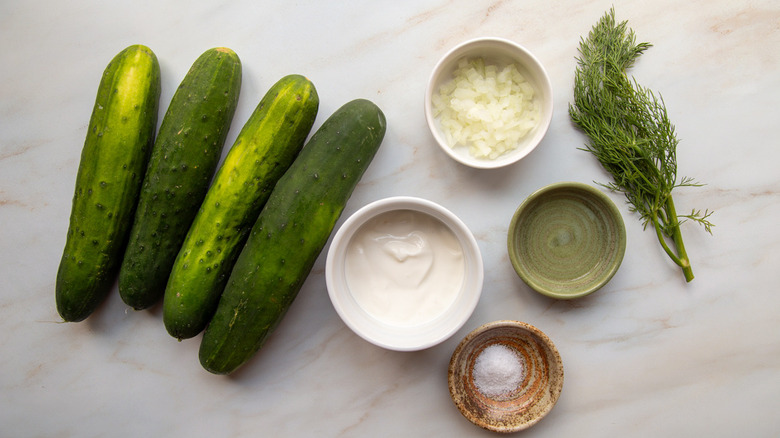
[507, 182, 626, 299]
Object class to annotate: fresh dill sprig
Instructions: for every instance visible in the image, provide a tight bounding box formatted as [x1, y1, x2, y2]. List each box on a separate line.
[569, 8, 713, 282]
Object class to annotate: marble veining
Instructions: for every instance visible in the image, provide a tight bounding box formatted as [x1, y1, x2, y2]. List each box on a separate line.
[1, 1, 779, 437]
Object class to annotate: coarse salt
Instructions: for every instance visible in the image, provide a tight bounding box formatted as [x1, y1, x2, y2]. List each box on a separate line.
[472, 344, 525, 397]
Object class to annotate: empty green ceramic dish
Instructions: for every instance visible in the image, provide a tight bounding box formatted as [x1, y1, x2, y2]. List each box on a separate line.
[507, 182, 626, 299]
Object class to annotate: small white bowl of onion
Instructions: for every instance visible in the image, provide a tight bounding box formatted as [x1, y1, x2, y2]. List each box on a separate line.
[425, 37, 553, 169]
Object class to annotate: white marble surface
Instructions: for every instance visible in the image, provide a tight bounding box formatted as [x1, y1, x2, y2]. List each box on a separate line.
[2, 1, 779, 436]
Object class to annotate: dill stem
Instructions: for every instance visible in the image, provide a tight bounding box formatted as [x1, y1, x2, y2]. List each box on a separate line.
[652, 214, 679, 264]
[666, 196, 694, 282]
[651, 196, 694, 282]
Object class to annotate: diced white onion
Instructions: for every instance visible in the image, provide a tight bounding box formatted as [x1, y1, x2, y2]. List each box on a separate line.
[433, 57, 540, 160]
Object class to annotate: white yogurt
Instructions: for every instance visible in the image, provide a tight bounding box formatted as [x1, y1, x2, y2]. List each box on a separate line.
[344, 209, 465, 327]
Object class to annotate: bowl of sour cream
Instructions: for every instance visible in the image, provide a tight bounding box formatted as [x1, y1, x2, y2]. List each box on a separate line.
[326, 196, 484, 351]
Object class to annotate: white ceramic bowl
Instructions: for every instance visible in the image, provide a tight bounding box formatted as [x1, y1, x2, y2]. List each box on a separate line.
[424, 37, 553, 169]
[326, 196, 484, 351]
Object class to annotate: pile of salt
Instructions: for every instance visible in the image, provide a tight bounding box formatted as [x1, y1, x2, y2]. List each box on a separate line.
[472, 344, 524, 397]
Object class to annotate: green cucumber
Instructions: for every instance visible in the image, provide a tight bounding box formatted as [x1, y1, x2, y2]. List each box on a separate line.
[199, 98, 386, 375]
[118, 47, 242, 310]
[163, 74, 319, 340]
[56, 44, 161, 322]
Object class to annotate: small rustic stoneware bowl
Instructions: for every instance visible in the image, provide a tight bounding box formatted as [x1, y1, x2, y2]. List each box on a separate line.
[448, 320, 564, 433]
[424, 37, 553, 169]
[507, 182, 626, 299]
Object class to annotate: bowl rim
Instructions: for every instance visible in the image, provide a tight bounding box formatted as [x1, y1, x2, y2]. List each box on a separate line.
[507, 181, 626, 299]
[325, 196, 484, 351]
[448, 319, 564, 433]
[424, 36, 553, 169]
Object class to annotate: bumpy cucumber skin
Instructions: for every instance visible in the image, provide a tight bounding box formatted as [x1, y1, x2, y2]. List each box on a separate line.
[118, 48, 242, 310]
[199, 99, 386, 375]
[163, 74, 319, 340]
[56, 45, 161, 322]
